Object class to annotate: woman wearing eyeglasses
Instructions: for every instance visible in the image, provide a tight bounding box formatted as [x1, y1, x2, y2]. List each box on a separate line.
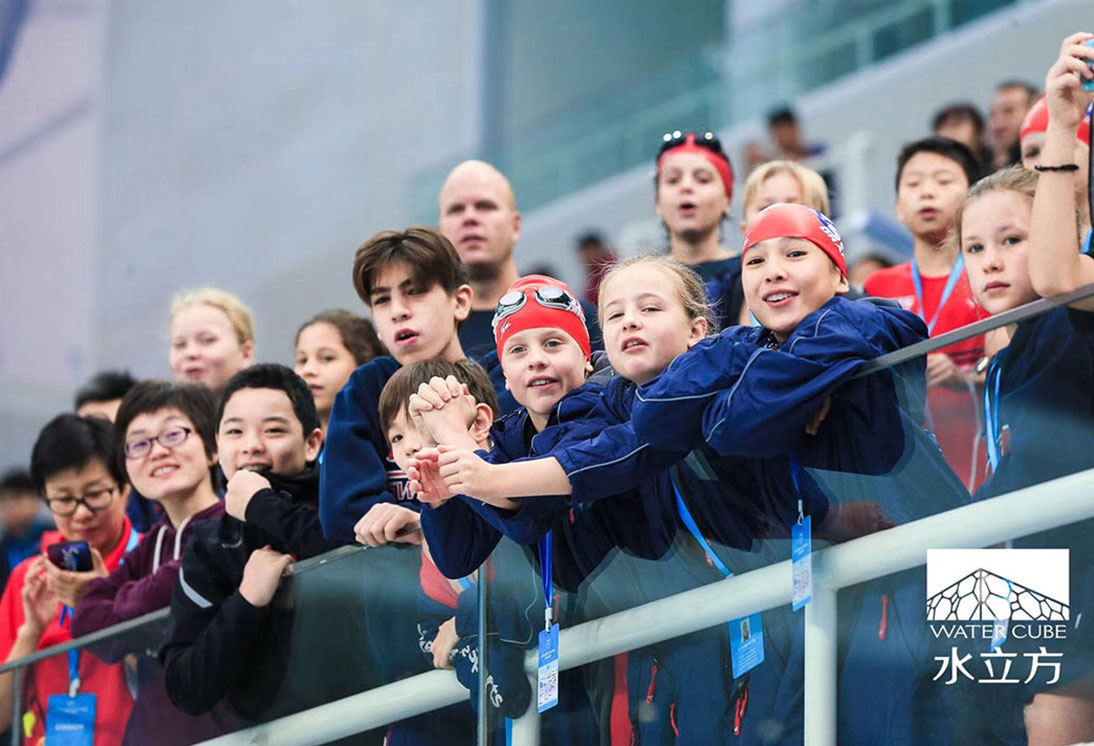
[71, 381, 225, 745]
[655, 131, 747, 330]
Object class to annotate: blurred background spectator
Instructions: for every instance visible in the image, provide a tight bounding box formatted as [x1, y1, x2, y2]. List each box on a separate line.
[931, 102, 992, 171]
[987, 79, 1040, 169]
[0, 469, 51, 593]
[574, 231, 617, 305]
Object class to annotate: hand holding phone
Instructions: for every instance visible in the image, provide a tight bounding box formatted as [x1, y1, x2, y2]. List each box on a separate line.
[46, 541, 93, 572]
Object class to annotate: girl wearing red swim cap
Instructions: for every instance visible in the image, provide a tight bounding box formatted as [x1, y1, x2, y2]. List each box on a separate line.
[655, 132, 746, 327]
[741, 203, 849, 341]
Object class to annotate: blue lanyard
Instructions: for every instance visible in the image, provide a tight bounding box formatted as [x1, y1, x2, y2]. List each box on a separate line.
[538, 532, 553, 628]
[456, 577, 474, 592]
[671, 476, 732, 578]
[984, 356, 1004, 471]
[1084, 229, 1093, 256]
[910, 254, 965, 335]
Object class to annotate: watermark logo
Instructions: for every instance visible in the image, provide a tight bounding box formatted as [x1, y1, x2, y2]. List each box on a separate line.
[926, 549, 1069, 621]
[925, 549, 1070, 686]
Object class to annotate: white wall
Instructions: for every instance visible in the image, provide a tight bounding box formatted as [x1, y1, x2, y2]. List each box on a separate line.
[0, 0, 484, 471]
[0, 0, 103, 469]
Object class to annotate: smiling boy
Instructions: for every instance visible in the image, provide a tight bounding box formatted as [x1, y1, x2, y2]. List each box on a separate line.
[160, 364, 334, 721]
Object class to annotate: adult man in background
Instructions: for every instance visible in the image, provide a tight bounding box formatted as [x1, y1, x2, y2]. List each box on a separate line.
[988, 80, 1039, 169]
[437, 160, 600, 359]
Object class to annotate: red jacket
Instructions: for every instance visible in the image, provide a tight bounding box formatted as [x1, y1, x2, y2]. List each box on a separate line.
[0, 521, 137, 746]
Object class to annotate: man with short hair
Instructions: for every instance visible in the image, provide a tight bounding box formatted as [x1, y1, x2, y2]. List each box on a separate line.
[988, 80, 1039, 169]
[74, 370, 137, 423]
[437, 160, 600, 358]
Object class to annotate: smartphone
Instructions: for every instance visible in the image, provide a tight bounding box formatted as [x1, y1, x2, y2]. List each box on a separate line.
[47, 541, 93, 572]
[1084, 39, 1094, 93]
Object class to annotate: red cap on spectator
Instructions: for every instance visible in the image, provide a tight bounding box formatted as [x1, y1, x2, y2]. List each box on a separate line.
[493, 275, 591, 360]
[1019, 97, 1092, 146]
[657, 133, 735, 201]
[743, 203, 846, 276]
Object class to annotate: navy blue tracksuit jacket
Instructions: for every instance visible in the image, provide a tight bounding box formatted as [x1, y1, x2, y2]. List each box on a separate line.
[632, 296, 971, 746]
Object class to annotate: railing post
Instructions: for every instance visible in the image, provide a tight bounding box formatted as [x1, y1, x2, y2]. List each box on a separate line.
[508, 676, 541, 746]
[804, 578, 838, 746]
[10, 661, 22, 746]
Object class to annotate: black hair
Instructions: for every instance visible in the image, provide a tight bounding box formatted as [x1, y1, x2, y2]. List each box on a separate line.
[30, 414, 124, 494]
[74, 370, 138, 410]
[113, 381, 218, 481]
[895, 136, 981, 191]
[576, 231, 605, 247]
[767, 106, 798, 127]
[931, 103, 985, 136]
[0, 469, 34, 494]
[218, 363, 320, 435]
[996, 80, 1040, 101]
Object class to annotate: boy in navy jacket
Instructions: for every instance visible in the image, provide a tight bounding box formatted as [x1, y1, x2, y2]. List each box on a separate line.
[319, 226, 512, 549]
[632, 204, 969, 745]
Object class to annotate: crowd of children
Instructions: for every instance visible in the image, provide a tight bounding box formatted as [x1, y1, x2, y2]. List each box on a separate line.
[0, 31, 1093, 746]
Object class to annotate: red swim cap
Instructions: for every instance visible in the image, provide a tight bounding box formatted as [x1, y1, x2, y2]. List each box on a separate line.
[1019, 97, 1092, 146]
[657, 132, 735, 201]
[742, 203, 846, 276]
[492, 275, 591, 360]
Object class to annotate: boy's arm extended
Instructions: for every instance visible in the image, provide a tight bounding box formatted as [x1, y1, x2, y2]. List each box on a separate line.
[160, 536, 269, 716]
[420, 498, 502, 579]
[320, 358, 410, 544]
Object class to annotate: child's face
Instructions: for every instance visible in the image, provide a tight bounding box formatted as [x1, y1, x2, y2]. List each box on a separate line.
[500, 327, 590, 418]
[386, 409, 432, 473]
[895, 152, 969, 244]
[961, 190, 1038, 315]
[656, 151, 729, 239]
[369, 262, 471, 365]
[171, 304, 253, 393]
[294, 322, 358, 417]
[124, 407, 213, 503]
[1021, 135, 1090, 206]
[42, 459, 126, 552]
[743, 237, 848, 342]
[217, 388, 322, 480]
[600, 264, 707, 385]
[743, 171, 805, 228]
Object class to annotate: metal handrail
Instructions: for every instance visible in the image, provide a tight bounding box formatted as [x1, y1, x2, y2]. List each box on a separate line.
[196, 467, 1094, 746]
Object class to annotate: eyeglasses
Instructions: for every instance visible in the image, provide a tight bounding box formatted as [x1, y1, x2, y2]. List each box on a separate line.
[657, 130, 727, 159]
[124, 426, 193, 460]
[44, 486, 118, 517]
[492, 286, 585, 334]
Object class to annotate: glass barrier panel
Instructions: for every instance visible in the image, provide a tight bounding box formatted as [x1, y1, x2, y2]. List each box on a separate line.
[470, 287, 1094, 744]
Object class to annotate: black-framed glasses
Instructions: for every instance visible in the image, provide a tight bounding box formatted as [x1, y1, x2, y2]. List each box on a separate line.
[124, 426, 193, 460]
[657, 130, 727, 159]
[44, 486, 118, 517]
[492, 286, 585, 334]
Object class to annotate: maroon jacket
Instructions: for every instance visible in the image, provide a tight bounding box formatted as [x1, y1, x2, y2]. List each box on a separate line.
[73, 500, 226, 746]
